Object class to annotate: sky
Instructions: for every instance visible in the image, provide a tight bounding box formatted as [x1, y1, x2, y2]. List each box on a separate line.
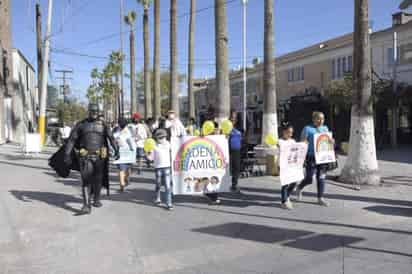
[11, 0, 403, 102]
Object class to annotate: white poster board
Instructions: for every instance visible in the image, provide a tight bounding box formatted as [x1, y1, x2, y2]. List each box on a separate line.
[314, 132, 336, 164]
[279, 142, 308, 186]
[171, 135, 231, 195]
[113, 131, 136, 164]
[24, 133, 41, 154]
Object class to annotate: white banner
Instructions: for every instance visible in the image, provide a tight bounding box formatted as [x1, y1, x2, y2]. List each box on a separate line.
[279, 142, 308, 186]
[24, 133, 41, 153]
[171, 135, 231, 195]
[314, 132, 336, 164]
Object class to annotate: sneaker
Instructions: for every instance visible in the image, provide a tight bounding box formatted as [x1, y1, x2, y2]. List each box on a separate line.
[209, 199, 221, 205]
[167, 205, 174, 211]
[281, 200, 293, 210]
[318, 198, 330, 207]
[92, 200, 102, 208]
[295, 187, 303, 201]
[153, 198, 161, 205]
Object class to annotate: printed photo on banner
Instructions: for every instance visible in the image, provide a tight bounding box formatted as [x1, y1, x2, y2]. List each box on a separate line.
[171, 135, 231, 195]
[113, 130, 136, 164]
[279, 142, 308, 186]
[314, 132, 336, 164]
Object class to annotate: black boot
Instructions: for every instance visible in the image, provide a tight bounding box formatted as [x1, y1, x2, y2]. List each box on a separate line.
[80, 186, 92, 214]
[92, 182, 103, 208]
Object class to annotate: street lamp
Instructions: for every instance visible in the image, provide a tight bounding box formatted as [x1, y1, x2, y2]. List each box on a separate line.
[242, 0, 248, 133]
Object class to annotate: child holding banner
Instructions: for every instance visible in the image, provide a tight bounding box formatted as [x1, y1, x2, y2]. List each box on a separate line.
[147, 129, 174, 210]
[295, 111, 332, 207]
[278, 122, 298, 210]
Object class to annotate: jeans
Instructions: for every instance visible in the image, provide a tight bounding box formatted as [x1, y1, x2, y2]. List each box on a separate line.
[297, 156, 326, 198]
[281, 183, 296, 203]
[230, 149, 241, 188]
[155, 167, 172, 206]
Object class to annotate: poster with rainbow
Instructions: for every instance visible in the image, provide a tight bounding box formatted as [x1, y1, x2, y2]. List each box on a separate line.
[171, 135, 231, 195]
[314, 132, 336, 164]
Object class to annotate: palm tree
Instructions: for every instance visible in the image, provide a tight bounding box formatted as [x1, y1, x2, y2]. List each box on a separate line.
[138, 0, 153, 118]
[188, 0, 196, 119]
[170, 0, 179, 116]
[153, 0, 161, 118]
[109, 51, 124, 120]
[262, 0, 278, 141]
[214, 0, 230, 122]
[124, 11, 137, 114]
[399, 0, 412, 9]
[340, 0, 380, 185]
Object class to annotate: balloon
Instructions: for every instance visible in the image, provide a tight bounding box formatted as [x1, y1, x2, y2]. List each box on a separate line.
[194, 129, 200, 136]
[202, 121, 215, 136]
[144, 138, 156, 153]
[264, 134, 278, 146]
[221, 119, 233, 135]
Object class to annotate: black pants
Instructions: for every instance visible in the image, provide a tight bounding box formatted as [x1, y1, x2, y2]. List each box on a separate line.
[205, 193, 218, 201]
[80, 156, 105, 202]
[230, 149, 241, 187]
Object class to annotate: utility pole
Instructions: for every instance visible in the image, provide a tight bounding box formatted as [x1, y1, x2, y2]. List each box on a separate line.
[119, 0, 125, 117]
[55, 69, 73, 103]
[391, 31, 398, 148]
[38, 0, 53, 145]
[242, 0, 248, 132]
[36, 3, 42, 108]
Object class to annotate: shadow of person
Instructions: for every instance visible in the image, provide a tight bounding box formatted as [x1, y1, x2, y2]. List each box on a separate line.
[9, 190, 83, 215]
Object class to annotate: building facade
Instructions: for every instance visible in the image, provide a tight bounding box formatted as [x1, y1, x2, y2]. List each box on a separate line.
[195, 12, 412, 145]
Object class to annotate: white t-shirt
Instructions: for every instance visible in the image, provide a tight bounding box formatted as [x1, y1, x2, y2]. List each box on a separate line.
[153, 141, 171, 169]
[60, 126, 71, 139]
[166, 119, 187, 138]
[131, 123, 148, 148]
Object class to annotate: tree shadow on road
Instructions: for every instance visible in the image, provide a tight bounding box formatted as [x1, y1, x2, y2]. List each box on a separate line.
[240, 186, 412, 208]
[363, 205, 412, 218]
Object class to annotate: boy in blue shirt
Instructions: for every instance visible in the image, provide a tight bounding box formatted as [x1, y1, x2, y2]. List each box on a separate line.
[296, 111, 333, 206]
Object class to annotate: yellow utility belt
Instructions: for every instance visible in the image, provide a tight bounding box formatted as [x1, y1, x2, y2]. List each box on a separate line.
[79, 147, 108, 159]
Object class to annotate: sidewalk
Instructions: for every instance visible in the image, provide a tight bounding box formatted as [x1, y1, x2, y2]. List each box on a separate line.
[0, 144, 411, 274]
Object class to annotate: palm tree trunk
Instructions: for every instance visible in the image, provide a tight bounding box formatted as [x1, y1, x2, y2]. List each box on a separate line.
[170, 0, 179, 116]
[188, 0, 196, 119]
[215, 0, 230, 122]
[340, 0, 380, 185]
[153, 0, 161, 118]
[143, 8, 152, 118]
[262, 0, 278, 142]
[130, 28, 137, 114]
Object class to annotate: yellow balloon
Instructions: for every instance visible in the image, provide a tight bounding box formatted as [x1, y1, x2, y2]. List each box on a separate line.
[264, 134, 278, 146]
[221, 119, 233, 135]
[202, 121, 215, 136]
[144, 138, 156, 153]
[194, 129, 200, 136]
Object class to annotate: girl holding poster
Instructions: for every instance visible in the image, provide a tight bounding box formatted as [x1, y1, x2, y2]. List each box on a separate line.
[295, 111, 333, 207]
[113, 118, 136, 192]
[278, 122, 298, 210]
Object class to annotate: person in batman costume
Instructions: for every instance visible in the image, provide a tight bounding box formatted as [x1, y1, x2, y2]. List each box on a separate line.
[64, 103, 119, 214]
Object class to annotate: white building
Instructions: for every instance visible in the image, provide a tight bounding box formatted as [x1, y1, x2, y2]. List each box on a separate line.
[4, 49, 38, 143]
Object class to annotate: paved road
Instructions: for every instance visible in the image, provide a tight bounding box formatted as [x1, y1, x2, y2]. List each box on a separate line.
[0, 144, 411, 274]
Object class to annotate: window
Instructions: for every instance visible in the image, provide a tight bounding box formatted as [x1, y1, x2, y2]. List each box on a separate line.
[387, 47, 400, 66]
[332, 56, 352, 79]
[288, 66, 304, 82]
[348, 56, 353, 72]
[337, 58, 342, 78]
